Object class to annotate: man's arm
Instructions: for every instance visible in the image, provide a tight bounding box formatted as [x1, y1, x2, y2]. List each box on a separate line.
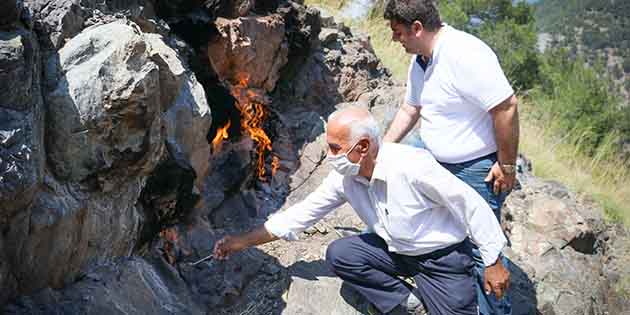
[486, 94, 519, 194]
[383, 103, 421, 143]
[213, 173, 346, 259]
[213, 226, 278, 259]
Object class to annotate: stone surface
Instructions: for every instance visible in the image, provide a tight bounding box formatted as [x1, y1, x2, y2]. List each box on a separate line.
[275, 17, 392, 115]
[25, 0, 92, 49]
[5, 173, 87, 293]
[0, 109, 43, 219]
[4, 256, 205, 315]
[502, 167, 625, 315]
[46, 21, 163, 182]
[282, 261, 365, 315]
[1, 11, 213, 304]
[208, 15, 289, 92]
[0, 19, 46, 305]
[0, 28, 39, 111]
[0, 28, 45, 218]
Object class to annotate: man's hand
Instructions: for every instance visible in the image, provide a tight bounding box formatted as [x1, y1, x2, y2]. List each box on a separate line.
[213, 226, 279, 260]
[484, 162, 516, 194]
[484, 257, 510, 299]
[213, 235, 247, 260]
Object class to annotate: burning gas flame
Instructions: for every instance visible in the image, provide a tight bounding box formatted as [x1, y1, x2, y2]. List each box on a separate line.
[210, 73, 276, 179]
[271, 155, 280, 177]
[240, 101, 272, 178]
[212, 120, 231, 152]
[233, 74, 274, 179]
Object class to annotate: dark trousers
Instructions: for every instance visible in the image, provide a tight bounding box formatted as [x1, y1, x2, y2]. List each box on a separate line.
[325, 233, 478, 315]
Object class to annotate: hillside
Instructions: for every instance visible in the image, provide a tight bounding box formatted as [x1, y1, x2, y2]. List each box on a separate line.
[534, 0, 630, 101]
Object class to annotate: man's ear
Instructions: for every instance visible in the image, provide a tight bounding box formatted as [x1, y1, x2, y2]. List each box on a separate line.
[358, 138, 370, 155]
[411, 20, 424, 37]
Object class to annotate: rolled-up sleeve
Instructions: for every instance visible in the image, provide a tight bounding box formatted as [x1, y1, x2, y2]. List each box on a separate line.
[414, 157, 507, 266]
[264, 172, 346, 241]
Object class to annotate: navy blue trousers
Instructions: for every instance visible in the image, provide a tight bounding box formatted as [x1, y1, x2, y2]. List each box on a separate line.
[326, 233, 477, 315]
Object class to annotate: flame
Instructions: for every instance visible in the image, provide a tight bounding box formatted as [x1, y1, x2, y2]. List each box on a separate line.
[210, 72, 275, 179]
[240, 101, 272, 178]
[232, 73, 274, 179]
[271, 155, 280, 177]
[212, 120, 231, 152]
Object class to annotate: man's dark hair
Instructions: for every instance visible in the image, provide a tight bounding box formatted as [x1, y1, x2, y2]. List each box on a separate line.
[383, 0, 442, 31]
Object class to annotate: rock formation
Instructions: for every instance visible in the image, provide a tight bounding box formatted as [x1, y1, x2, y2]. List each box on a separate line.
[0, 0, 628, 314]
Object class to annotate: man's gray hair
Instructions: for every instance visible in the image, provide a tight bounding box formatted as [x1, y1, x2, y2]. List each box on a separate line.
[328, 106, 382, 146]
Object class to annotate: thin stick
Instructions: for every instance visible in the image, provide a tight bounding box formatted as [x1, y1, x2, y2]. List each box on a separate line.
[189, 254, 214, 266]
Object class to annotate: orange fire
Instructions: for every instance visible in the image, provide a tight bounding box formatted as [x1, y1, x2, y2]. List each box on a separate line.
[233, 74, 274, 179]
[271, 155, 280, 177]
[210, 73, 275, 179]
[239, 101, 272, 178]
[212, 120, 231, 152]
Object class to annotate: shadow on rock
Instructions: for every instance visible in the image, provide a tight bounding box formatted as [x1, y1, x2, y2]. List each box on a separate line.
[506, 257, 538, 315]
[5, 221, 289, 315]
[282, 259, 366, 315]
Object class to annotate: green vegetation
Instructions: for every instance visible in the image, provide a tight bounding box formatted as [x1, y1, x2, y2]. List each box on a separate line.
[305, 0, 630, 224]
[534, 0, 630, 101]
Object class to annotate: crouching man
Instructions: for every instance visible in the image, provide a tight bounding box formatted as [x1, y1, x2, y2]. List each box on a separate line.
[213, 106, 509, 315]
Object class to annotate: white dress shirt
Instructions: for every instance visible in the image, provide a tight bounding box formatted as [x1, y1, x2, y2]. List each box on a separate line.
[264, 143, 506, 266]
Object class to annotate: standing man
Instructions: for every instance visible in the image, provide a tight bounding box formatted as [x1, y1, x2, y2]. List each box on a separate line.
[381, 1, 519, 315]
[214, 106, 510, 315]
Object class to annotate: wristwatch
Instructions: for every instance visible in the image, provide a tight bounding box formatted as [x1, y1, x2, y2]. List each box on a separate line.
[500, 163, 516, 175]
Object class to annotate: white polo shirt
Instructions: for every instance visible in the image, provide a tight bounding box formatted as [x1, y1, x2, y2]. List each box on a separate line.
[405, 24, 514, 163]
[265, 143, 506, 266]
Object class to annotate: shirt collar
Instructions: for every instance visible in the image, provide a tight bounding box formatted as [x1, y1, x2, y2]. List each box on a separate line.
[351, 143, 389, 186]
[415, 23, 450, 70]
[370, 143, 390, 183]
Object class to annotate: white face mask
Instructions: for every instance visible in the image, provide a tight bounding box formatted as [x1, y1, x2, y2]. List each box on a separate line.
[327, 140, 363, 176]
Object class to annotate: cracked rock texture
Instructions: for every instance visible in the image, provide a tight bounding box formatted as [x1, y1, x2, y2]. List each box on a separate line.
[1, 1, 629, 314]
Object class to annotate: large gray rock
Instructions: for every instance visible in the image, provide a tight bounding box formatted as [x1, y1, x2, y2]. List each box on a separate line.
[0, 20, 46, 305]
[25, 0, 92, 49]
[275, 20, 393, 115]
[503, 168, 627, 315]
[0, 17, 212, 304]
[46, 21, 163, 182]
[5, 173, 87, 293]
[4, 256, 205, 315]
[282, 261, 365, 315]
[0, 29, 44, 217]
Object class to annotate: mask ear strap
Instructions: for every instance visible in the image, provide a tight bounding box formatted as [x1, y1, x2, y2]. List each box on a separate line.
[346, 140, 360, 155]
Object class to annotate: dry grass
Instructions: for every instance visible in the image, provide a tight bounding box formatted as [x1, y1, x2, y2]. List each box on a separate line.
[520, 101, 630, 224]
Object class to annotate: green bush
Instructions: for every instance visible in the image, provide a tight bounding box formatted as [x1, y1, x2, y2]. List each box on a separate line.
[530, 48, 626, 157]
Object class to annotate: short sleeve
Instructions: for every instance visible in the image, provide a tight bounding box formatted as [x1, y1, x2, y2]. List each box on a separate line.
[453, 41, 514, 111]
[404, 55, 424, 107]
